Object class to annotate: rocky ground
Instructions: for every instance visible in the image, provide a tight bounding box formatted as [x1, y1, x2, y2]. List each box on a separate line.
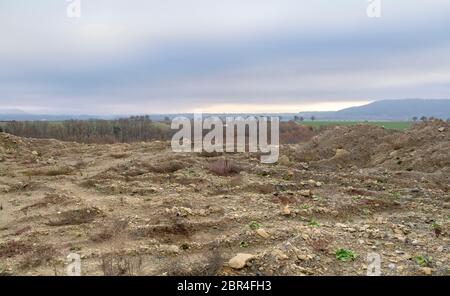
[0, 121, 449, 276]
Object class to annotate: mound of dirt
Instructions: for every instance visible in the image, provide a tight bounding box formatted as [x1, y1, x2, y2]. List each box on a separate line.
[1, 124, 449, 276]
[377, 121, 450, 173]
[279, 121, 315, 144]
[1, 132, 85, 163]
[0, 132, 32, 160]
[293, 121, 450, 173]
[293, 124, 398, 168]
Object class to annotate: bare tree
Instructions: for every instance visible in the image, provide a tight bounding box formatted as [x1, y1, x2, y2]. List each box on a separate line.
[4, 117, 174, 144]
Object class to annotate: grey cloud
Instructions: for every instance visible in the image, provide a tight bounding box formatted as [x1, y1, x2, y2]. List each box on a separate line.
[1, 1, 450, 113]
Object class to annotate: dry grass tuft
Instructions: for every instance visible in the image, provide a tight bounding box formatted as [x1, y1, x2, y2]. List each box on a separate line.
[100, 251, 142, 276]
[109, 153, 130, 159]
[249, 183, 274, 194]
[24, 166, 73, 177]
[208, 159, 241, 176]
[91, 219, 129, 242]
[19, 245, 58, 269]
[145, 160, 184, 174]
[0, 241, 33, 258]
[168, 248, 223, 276]
[21, 192, 73, 213]
[47, 207, 103, 226]
[307, 236, 332, 253]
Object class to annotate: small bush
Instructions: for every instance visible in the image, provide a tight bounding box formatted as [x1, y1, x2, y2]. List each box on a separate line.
[249, 221, 262, 230]
[432, 223, 442, 237]
[239, 241, 249, 248]
[335, 248, 356, 261]
[414, 255, 433, 267]
[308, 219, 320, 227]
[180, 243, 190, 251]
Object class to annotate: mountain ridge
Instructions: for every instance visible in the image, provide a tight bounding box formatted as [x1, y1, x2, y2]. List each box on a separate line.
[298, 99, 450, 121]
[1, 99, 450, 121]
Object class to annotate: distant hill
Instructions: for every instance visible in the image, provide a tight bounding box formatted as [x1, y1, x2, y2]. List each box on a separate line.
[1, 99, 450, 121]
[298, 99, 450, 121]
[0, 112, 118, 121]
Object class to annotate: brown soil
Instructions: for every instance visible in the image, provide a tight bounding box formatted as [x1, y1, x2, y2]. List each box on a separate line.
[0, 121, 449, 275]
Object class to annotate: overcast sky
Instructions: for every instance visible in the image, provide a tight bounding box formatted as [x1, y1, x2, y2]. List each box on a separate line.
[1, 0, 450, 114]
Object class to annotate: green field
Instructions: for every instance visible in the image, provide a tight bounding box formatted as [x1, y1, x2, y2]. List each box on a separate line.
[298, 121, 412, 130]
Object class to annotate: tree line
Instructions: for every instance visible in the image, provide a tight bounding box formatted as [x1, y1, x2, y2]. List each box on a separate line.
[2, 116, 173, 144]
[1, 116, 313, 145]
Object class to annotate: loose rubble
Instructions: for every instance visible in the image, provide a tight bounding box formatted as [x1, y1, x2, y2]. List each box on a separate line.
[1, 121, 449, 275]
